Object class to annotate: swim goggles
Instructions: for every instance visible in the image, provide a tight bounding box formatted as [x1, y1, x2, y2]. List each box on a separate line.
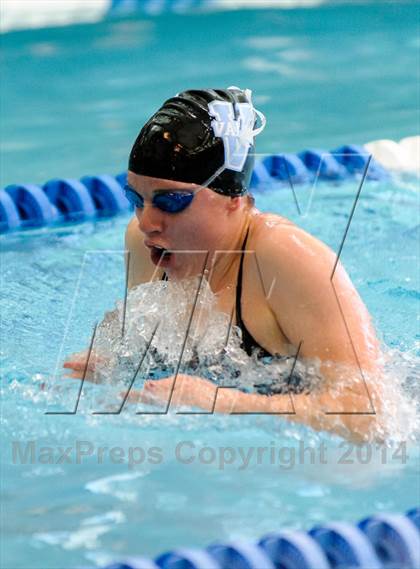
[124, 185, 195, 213]
[123, 164, 226, 214]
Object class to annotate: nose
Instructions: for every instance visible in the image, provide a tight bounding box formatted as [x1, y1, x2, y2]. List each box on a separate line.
[136, 203, 164, 236]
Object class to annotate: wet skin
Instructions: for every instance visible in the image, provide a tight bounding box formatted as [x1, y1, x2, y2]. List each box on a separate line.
[64, 173, 383, 441]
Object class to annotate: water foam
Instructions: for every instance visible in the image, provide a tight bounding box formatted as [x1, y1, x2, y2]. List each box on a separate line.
[92, 277, 321, 396]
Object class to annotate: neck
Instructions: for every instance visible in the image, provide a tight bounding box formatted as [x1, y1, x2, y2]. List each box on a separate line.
[206, 209, 253, 293]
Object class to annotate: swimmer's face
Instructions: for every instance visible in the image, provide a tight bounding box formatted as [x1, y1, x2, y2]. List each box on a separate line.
[127, 172, 237, 279]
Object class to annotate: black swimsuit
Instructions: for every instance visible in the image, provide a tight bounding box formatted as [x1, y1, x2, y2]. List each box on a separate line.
[161, 231, 309, 394]
[161, 228, 270, 356]
[235, 227, 272, 357]
[234, 227, 309, 394]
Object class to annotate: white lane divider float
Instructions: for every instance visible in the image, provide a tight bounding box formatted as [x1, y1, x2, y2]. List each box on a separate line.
[0, 0, 110, 34]
[365, 136, 419, 174]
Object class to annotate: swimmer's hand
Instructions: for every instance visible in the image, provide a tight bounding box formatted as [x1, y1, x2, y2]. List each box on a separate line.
[63, 351, 106, 382]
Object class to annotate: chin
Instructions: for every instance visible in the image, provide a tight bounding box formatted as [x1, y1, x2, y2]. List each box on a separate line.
[167, 262, 205, 281]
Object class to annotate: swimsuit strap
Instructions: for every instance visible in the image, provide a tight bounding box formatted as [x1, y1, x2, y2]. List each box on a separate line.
[161, 235, 269, 357]
[235, 227, 271, 357]
[235, 227, 250, 331]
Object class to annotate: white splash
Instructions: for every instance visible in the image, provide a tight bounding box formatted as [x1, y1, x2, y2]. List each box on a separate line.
[92, 277, 322, 395]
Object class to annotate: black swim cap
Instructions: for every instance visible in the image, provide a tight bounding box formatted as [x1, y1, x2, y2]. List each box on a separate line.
[128, 87, 266, 196]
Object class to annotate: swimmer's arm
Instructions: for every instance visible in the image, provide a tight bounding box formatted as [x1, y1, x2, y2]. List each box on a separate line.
[254, 225, 383, 438]
[257, 224, 381, 370]
[224, 387, 382, 443]
[131, 374, 381, 442]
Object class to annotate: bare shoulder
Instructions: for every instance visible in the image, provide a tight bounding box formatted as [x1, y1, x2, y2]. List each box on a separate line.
[250, 212, 337, 281]
[248, 210, 362, 317]
[125, 217, 163, 288]
[247, 213, 379, 368]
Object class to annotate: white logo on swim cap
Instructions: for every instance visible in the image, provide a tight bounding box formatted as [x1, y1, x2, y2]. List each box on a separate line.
[208, 89, 266, 172]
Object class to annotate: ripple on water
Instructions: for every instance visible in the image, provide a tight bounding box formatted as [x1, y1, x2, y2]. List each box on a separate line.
[85, 471, 148, 502]
[388, 286, 420, 300]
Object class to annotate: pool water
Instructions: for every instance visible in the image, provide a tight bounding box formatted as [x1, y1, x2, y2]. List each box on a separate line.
[1, 2, 419, 187]
[1, 2, 419, 568]
[2, 175, 419, 568]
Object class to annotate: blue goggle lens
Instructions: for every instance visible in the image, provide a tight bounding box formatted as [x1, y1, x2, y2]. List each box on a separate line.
[124, 186, 145, 209]
[124, 186, 194, 214]
[153, 191, 194, 213]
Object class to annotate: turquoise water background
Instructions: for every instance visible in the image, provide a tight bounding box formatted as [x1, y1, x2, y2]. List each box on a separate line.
[1, 2, 419, 187]
[1, 3, 419, 568]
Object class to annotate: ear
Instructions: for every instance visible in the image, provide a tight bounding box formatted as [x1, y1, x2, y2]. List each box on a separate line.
[226, 196, 241, 213]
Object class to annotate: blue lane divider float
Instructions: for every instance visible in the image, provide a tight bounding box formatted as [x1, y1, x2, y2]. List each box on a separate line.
[259, 153, 310, 184]
[4, 183, 59, 230]
[258, 529, 330, 569]
[206, 541, 275, 569]
[156, 548, 222, 569]
[43, 178, 96, 222]
[80, 174, 129, 216]
[0, 145, 388, 233]
[406, 507, 420, 530]
[298, 149, 349, 181]
[309, 522, 382, 568]
[91, 508, 419, 569]
[109, 0, 208, 17]
[359, 513, 420, 569]
[0, 189, 21, 232]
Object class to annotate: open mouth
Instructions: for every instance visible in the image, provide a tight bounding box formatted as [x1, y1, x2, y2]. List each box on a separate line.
[150, 246, 173, 267]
